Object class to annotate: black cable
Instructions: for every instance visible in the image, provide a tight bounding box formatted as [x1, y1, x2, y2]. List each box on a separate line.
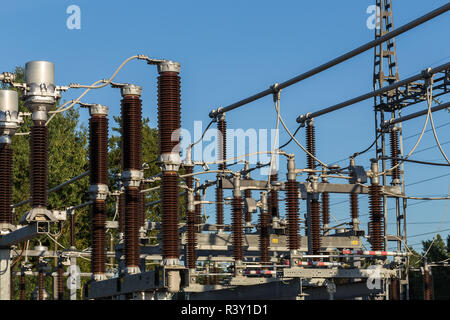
[380, 156, 450, 167]
[190, 119, 215, 148]
[352, 133, 382, 159]
[279, 124, 302, 149]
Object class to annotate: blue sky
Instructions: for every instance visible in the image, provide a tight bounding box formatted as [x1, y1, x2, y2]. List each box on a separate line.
[1, 0, 449, 252]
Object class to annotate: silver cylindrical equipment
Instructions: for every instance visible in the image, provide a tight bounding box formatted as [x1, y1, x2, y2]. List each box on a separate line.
[0, 90, 20, 143]
[24, 61, 57, 121]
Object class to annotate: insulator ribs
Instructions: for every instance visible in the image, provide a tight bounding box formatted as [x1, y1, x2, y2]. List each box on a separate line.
[390, 129, 400, 182]
[91, 200, 106, 275]
[161, 173, 179, 260]
[310, 199, 321, 256]
[269, 173, 279, 218]
[321, 192, 330, 227]
[30, 122, 48, 208]
[232, 197, 243, 261]
[259, 209, 270, 264]
[0, 143, 13, 224]
[369, 184, 384, 251]
[285, 180, 299, 250]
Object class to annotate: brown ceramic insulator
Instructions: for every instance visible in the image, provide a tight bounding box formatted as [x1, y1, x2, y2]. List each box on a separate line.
[124, 187, 140, 267]
[20, 271, 26, 300]
[158, 72, 181, 154]
[10, 267, 14, 300]
[185, 166, 193, 210]
[321, 192, 330, 227]
[306, 122, 316, 172]
[310, 199, 321, 256]
[38, 268, 44, 300]
[186, 209, 197, 269]
[70, 213, 75, 247]
[390, 130, 400, 182]
[232, 197, 243, 261]
[269, 173, 279, 218]
[161, 172, 179, 260]
[139, 183, 146, 227]
[89, 115, 108, 185]
[285, 180, 300, 250]
[217, 118, 227, 170]
[244, 189, 252, 223]
[30, 122, 48, 208]
[91, 200, 106, 275]
[0, 144, 13, 224]
[259, 210, 270, 264]
[350, 193, 359, 220]
[423, 269, 433, 300]
[390, 277, 400, 300]
[369, 185, 384, 251]
[121, 95, 142, 171]
[215, 183, 224, 230]
[194, 193, 202, 229]
[213, 266, 219, 285]
[57, 264, 64, 300]
[118, 193, 125, 234]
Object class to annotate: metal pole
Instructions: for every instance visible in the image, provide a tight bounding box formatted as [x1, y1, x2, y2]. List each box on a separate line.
[382, 101, 450, 127]
[297, 63, 449, 122]
[209, 4, 450, 118]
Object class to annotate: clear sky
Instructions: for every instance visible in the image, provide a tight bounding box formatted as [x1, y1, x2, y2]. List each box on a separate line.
[1, 0, 449, 252]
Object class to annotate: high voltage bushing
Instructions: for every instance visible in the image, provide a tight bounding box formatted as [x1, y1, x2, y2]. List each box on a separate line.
[20, 269, 26, 300]
[369, 160, 384, 251]
[269, 173, 279, 219]
[305, 119, 316, 173]
[23, 61, 61, 222]
[186, 190, 197, 270]
[216, 113, 226, 230]
[321, 176, 330, 234]
[38, 265, 44, 300]
[349, 158, 360, 231]
[0, 90, 20, 230]
[194, 181, 202, 232]
[422, 262, 433, 300]
[259, 192, 270, 264]
[232, 174, 243, 265]
[390, 277, 400, 300]
[120, 84, 143, 275]
[157, 60, 182, 271]
[118, 184, 125, 236]
[389, 126, 401, 185]
[285, 156, 300, 252]
[243, 162, 252, 224]
[88, 104, 109, 280]
[57, 261, 64, 300]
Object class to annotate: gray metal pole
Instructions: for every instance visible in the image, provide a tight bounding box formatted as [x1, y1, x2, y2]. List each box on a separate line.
[382, 101, 450, 127]
[297, 63, 450, 122]
[209, 4, 450, 118]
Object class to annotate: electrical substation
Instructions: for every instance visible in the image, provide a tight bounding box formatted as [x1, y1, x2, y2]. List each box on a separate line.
[0, 1, 449, 300]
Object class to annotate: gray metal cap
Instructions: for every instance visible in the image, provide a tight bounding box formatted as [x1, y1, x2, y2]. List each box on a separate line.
[120, 84, 142, 97]
[89, 104, 109, 116]
[25, 61, 55, 88]
[157, 60, 180, 74]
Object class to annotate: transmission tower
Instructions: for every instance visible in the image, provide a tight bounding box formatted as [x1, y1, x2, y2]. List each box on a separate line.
[373, 0, 409, 300]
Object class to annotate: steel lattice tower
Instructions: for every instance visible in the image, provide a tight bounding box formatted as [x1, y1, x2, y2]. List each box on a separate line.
[373, 0, 409, 300]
